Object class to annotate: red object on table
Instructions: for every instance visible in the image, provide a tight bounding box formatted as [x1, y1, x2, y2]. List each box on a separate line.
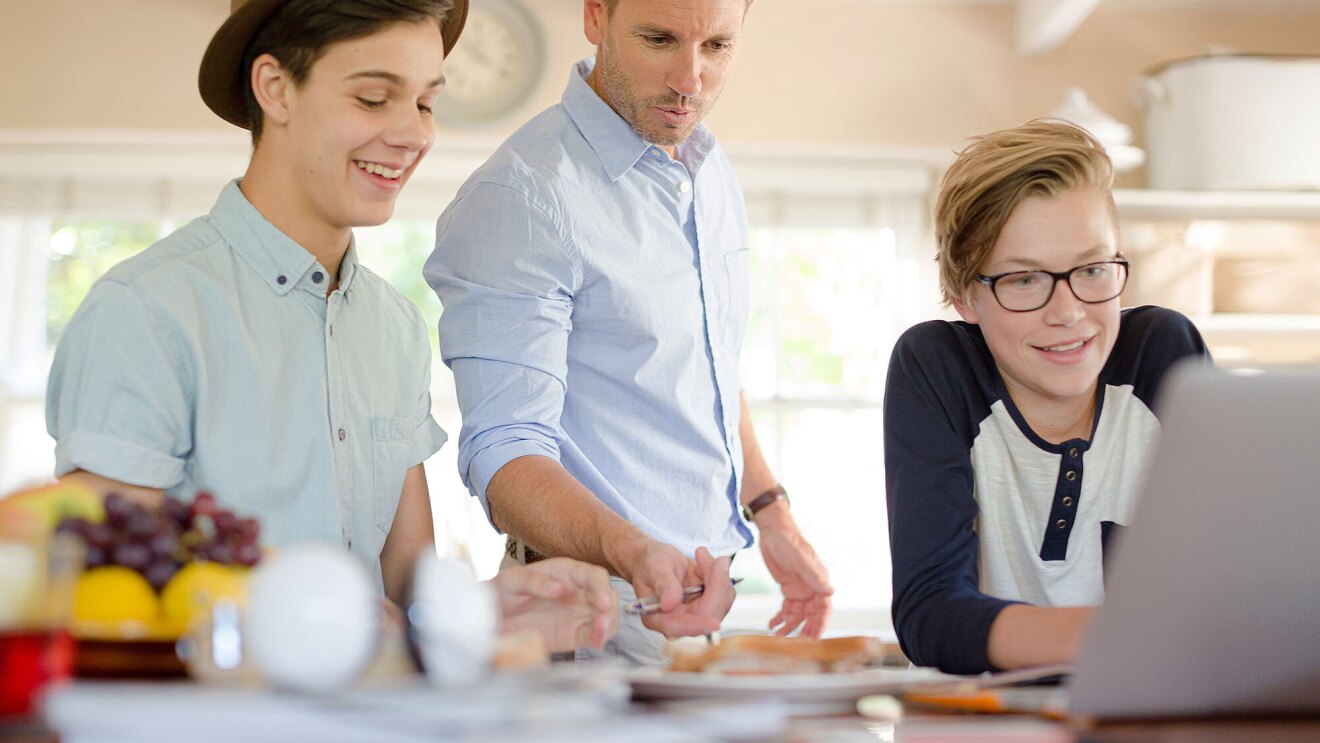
[0, 628, 74, 718]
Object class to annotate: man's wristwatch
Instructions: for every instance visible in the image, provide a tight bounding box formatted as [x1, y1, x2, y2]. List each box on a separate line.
[742, 485, 789, 522]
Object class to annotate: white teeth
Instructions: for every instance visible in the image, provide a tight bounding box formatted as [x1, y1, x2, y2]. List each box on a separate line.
[1044, 340, 1085, 352]
[354, 161, 402, 179]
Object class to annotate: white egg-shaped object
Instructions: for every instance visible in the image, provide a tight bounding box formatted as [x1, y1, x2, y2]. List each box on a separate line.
[244, 542, 379, 693]
[408, 552, 497, 687]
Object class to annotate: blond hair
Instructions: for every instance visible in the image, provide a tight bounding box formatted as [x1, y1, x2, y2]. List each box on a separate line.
[935, 120, 1115, 305]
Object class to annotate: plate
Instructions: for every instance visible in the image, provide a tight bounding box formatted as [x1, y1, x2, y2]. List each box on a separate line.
[629, 666, 949, 706]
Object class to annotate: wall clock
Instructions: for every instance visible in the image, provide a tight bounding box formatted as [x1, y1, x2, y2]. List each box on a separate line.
[438, 0, 546, 126]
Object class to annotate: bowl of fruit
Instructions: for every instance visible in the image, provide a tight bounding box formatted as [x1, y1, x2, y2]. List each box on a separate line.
[55, 491, 262, 678]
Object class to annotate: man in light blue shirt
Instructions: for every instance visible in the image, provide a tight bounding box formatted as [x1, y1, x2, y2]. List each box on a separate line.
[426, 0, 833, 663]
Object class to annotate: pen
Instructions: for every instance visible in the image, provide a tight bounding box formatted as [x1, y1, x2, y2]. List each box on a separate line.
[622, 577, 743, 616]
[902, 691, 1010, 714]
[898, 688, 1068, 720]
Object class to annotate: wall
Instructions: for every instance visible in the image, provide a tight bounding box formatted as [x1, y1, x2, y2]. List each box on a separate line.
[4, 0, 1320, 169]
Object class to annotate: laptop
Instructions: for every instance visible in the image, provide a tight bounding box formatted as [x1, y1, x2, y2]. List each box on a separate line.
[1066, 363, 1320, 719]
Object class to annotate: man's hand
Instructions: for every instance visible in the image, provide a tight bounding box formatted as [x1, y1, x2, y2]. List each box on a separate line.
[488, 558, 620, 652]
[756, 505, 833, 638]
[626, 543, 734, 638]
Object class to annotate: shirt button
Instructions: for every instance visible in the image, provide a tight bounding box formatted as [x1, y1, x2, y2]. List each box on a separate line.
[338, 427, 346, 441]
[678, 181, 691, 194]
[1065, 470, 1077, 481]
[312, 271, 324, 283]
[276, 275, 287, 285]
[1056, 519, 1068, 529]
[1069, 447, 1080, 458]
[1062, 496, 1074, 507]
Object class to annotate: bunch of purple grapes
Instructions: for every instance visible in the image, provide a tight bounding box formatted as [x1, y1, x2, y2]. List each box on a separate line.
[54, 491, 262, 590]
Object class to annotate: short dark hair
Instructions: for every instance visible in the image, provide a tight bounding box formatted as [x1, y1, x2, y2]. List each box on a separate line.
[242, 0, 455, 141]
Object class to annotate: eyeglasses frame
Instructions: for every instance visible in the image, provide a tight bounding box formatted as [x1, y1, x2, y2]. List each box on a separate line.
[973, 258, 1131, 313]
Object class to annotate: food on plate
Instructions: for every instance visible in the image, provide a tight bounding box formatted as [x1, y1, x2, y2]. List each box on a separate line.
[668, 634, 902, 675]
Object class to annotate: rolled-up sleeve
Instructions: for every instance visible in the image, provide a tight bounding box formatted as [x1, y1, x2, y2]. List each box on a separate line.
[424, 181, 579, 518]
[45, 279, 194, 488]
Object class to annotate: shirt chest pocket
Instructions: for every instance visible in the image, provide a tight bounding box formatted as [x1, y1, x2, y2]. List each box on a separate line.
[371, 416, 414, 533]
[717, 247, 752, 350]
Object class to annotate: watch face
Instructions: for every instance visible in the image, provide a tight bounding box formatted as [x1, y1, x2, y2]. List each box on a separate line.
[438, 0, 545, 125]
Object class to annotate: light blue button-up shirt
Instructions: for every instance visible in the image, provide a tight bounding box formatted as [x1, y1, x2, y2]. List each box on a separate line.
[47, 180, 446, 585]
[426, 58, 753, 558]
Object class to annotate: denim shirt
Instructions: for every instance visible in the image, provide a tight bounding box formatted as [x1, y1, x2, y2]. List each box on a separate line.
[47, 180, 446, 586]
[426, 58, 753, 557]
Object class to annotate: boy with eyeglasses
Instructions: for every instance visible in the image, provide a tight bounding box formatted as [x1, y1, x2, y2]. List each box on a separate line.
[884, 121, 1209, 674]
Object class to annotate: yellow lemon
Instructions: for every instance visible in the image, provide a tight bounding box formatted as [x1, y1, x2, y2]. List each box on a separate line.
[74, 566, 160, 625]
[161, 562, 246, 631]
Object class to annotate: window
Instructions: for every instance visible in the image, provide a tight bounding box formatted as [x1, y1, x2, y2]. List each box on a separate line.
[0, 136, 943, 636]
[726, 177, 937, 634]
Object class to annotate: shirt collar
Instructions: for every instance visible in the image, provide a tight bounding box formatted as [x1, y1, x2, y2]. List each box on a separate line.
[338, 237, 360, 292]
[561, 57, 718, 182]
[209, 179, 343, 296]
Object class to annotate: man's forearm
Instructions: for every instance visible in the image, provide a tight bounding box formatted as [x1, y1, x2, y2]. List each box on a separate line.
[59, 470, 165, 504]
[486, 455, 653, 582]
[380, 464, 435, 607]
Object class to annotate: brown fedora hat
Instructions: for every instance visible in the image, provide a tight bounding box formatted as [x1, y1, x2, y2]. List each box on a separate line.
[199, 0, 468, 129]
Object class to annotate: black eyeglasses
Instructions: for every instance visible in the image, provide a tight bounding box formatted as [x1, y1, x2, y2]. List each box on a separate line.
[974, 259, 1130, 312]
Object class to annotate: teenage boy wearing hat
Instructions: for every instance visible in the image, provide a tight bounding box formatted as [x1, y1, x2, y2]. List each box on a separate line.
[44, 0, 619, 653]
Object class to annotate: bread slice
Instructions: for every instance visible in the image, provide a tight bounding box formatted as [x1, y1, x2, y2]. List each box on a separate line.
[668, 635, 901, 674]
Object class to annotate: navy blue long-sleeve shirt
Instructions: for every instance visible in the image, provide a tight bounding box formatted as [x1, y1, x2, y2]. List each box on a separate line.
[884, 306, 1209, 674]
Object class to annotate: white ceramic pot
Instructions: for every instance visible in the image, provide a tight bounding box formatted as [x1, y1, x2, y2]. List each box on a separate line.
[1134, 55, 1320, 191]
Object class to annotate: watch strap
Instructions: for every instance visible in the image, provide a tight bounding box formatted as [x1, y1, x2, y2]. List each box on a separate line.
[742, 485, 789, 522]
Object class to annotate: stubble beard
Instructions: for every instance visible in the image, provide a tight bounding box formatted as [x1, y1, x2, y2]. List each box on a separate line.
[596, 41, 710, 148]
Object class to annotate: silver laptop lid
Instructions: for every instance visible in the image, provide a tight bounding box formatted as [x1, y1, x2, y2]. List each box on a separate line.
[1069, 363, 1320, 719]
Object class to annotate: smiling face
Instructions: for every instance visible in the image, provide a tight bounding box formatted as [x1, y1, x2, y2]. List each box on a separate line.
[584, 0, 745, 151]
[264, 20, 446, 237]
[953, 186, 1122, 424]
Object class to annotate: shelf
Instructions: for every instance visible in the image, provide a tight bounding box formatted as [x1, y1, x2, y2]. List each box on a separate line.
[1188, 314, 1320, 370]
[1190, 314, 1320, 335]
[1114, 189, 1320, 221]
